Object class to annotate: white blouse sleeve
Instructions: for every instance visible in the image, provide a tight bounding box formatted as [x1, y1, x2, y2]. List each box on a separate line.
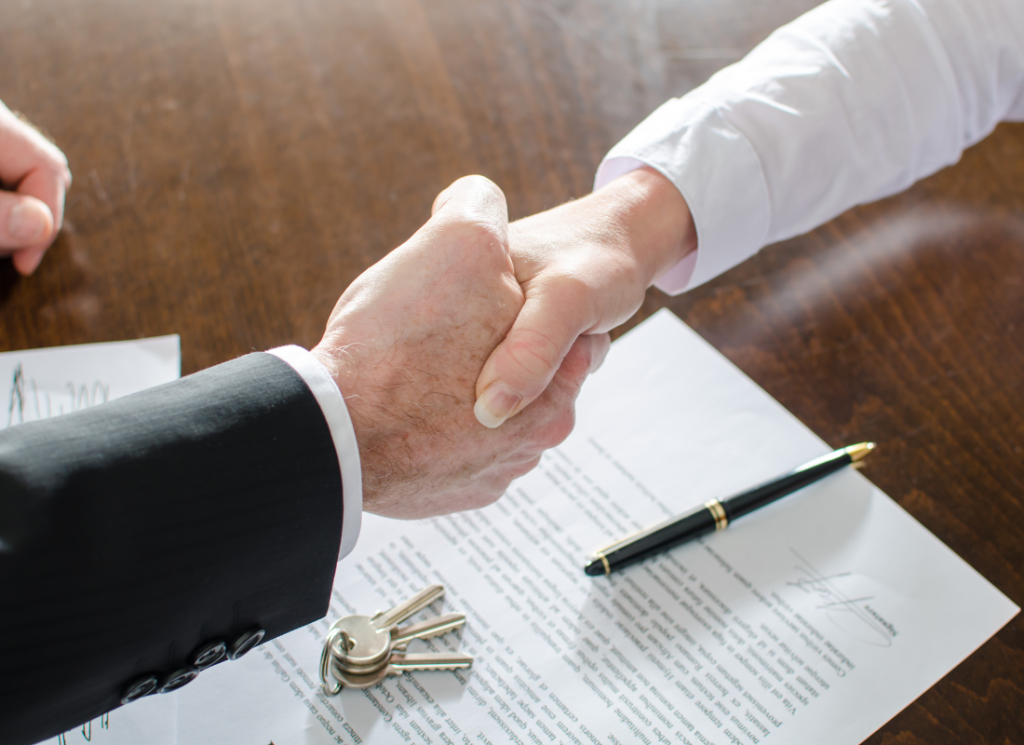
[595, 0, 1024, 293]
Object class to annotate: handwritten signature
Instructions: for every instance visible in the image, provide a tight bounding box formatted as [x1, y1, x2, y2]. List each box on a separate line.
[786, 549, 895, 647]
[6, 363, 110, 428]
[56, 713, 110, 744]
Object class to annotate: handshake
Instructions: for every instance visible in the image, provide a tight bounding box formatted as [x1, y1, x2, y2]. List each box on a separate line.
[0, 100, 695, 521]
[310, 170, 694, 519]
[0, 99, 701, 745]
[310, 174, 612, 519]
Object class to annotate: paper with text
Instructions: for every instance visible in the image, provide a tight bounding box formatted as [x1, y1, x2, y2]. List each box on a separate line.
[187, 312, 1011, 743]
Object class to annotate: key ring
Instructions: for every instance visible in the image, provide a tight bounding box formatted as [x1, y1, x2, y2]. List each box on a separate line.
[318, 584, 473, 695]
[319, 624, 353, 695]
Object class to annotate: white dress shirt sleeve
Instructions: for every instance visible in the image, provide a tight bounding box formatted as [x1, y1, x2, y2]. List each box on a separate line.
[595, 0, 1024, 293]
[267, 346, 362, 561]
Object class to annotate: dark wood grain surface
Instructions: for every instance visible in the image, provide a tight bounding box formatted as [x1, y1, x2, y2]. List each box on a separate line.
[1, 0, 1021, 742]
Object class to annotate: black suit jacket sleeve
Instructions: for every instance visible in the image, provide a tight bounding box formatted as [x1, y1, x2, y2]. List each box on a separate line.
[0, 353, 345, 745]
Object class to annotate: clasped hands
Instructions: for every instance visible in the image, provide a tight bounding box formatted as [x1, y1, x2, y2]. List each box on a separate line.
[311, 171, 695, 520]
[2, 99, 696, 520]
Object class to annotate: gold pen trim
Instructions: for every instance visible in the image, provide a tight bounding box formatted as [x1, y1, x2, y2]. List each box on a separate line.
[845, 442, 876, 462]
[705, 499, 728, 531]
[587, 443, 873, 573]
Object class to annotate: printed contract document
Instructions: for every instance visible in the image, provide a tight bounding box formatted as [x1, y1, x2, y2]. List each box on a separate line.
[70, 313, 1020, 744]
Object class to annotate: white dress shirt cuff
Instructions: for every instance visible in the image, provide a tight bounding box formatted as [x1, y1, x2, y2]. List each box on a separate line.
[595, 98, 771, 295]
[267, 346, 362, 561]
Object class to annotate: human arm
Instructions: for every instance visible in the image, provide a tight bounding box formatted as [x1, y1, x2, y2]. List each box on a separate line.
[0, 176, 604, 745]
[0, 100, 72, 275]
[475, 0, 1024, 428]
[0, 354, 346, 745]
[312, 175, 609, 518]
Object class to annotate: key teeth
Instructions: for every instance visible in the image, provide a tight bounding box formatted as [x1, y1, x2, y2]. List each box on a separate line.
[388, 652, 475, 672]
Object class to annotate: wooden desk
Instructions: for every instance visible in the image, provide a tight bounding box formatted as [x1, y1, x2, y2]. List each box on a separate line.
[1, 0, 1021, 741]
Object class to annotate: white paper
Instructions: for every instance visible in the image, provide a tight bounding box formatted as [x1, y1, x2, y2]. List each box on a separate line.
[2, 336, 180, 429]
[42, 698, 178, 745]
[69, 313, 1023, 744]
[15, 336, 183, 745]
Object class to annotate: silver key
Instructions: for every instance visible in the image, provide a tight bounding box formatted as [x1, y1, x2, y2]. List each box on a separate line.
[320, 585, 473, 695]
[331, 652, 474, 690]
[331, 612, 467, 674]
[325, 615, 391, 670]
[373, 585, 445, 630]
[324, 585, 448, 671]
[391, 612, 466, 651]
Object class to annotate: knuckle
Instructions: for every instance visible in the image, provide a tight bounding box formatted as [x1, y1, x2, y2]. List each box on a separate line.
[466, 481, 510, 511]
[436, 176, 508, 248]
[447, 215, 506, 250]
[36, 151, 71, 186]
[538, 273, 602, 325]
[510, 456, 543, 480]
[57, 160, 72, 186]
[555, 346, 593, 392]
[48, 147, 69, 171]
[503, 327, 563, 383]
[455, 174, 502, 199]
[540, 408, 576, 450]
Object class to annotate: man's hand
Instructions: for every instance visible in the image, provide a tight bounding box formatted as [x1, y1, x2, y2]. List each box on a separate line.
[312, 176, 609, 519]
[0, 100, 72, 275]
[473, 167, 697, 428]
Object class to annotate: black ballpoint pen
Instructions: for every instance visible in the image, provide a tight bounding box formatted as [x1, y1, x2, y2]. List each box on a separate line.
[584, 442, 875, 576]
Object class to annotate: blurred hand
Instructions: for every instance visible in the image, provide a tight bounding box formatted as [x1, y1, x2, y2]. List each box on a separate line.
[312, 176, 609, 519]
[473, 166, 697, 428]
[0, 100, 72, 275]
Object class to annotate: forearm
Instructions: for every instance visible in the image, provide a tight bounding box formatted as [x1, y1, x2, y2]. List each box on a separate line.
[599, 0, 1024, 292]
[523, 166, 697, 293]
[0, 355, 344, 745]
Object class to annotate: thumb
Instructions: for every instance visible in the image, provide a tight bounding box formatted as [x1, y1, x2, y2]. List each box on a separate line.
[430, 175, 507, 229]
[474, 287, 593, 428]
[0, 192, 54, 252]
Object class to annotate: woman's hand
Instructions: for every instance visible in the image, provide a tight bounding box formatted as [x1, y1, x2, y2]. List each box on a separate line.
[474, 166, 697, 428]
[0, 100, 72, 275]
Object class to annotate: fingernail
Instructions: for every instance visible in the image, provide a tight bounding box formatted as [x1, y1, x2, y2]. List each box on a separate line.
[474, 381, 522, 429]
[8, 202, 49, 243]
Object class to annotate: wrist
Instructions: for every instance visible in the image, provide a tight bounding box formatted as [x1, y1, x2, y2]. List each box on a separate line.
[310, 336, 385, 510]
[593, 166, 697, 286]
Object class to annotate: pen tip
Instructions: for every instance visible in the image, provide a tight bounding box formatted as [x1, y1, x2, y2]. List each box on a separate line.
[846, 442, 876, 462]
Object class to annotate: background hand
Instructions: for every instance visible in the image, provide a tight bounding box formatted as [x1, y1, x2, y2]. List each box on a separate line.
[312, 176, 609, 519]
[473, 166, 696, 428]
[0, 100, 72, 275]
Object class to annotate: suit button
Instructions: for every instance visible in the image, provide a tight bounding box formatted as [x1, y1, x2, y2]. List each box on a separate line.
[190, 640, 228, 669]
[121, 674, 159, 704]
[227, 628, 266, 660]
[157, 667, 200, 694]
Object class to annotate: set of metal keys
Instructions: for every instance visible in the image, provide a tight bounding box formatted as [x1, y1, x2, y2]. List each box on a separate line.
[319, 584, 473, 693]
